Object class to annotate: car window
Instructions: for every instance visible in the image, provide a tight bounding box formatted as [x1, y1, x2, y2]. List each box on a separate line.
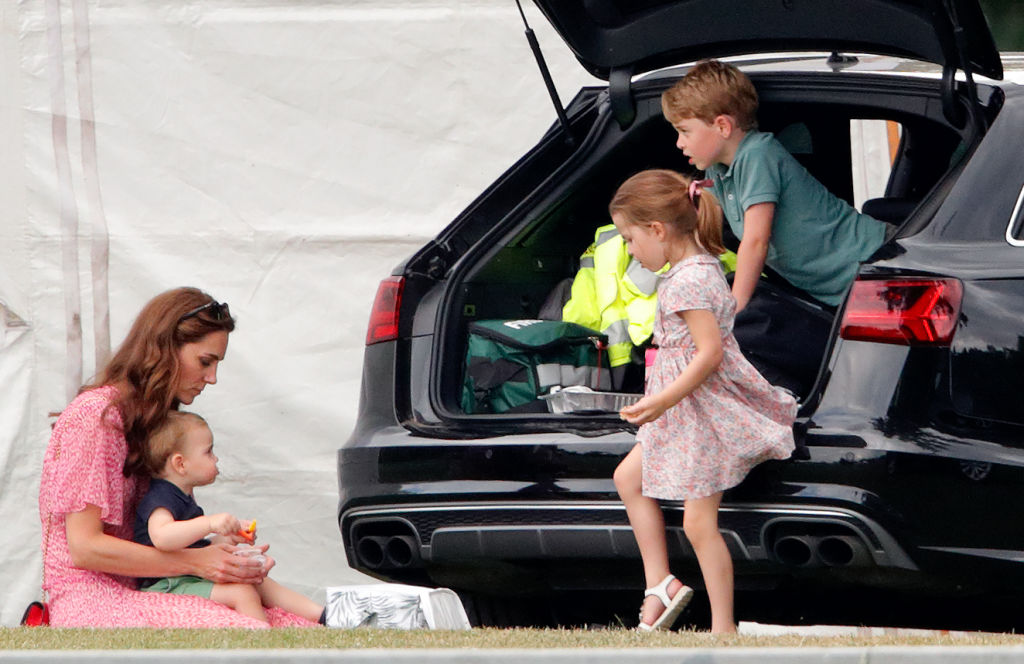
[851, 119, 901, 209]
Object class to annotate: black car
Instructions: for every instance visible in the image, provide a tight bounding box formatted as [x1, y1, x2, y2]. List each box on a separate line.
[339, 0, 1024, 628]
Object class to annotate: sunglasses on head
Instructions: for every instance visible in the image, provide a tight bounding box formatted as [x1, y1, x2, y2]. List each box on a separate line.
[179, 300, 231, 323]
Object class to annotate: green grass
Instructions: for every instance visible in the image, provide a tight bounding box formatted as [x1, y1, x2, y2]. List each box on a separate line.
[3, 627, 1024, 650]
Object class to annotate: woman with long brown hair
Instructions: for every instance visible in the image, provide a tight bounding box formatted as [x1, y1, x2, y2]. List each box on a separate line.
[38, 287, 317, 627]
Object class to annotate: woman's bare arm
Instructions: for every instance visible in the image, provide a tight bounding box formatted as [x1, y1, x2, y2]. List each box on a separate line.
[65, 504, 272, 584]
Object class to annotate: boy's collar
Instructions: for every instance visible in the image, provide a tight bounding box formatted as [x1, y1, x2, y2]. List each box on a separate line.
[718, 129, 761, 175]
[152, 474, 195, 497]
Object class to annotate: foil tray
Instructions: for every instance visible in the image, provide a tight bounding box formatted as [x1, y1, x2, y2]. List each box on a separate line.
[540, 386, 641, 414]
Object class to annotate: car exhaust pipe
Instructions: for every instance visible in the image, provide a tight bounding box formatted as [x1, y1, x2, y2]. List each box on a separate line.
[772, 534, 818, 567]
[355, 535, 388, 570]
[352, 520, 422, 570]
[384, 535, 420, 568]
[817, 535, 871, 567]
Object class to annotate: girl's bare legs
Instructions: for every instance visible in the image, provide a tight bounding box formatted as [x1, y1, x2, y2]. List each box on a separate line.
[683, 492, 736, 633]
[255, 578, 325, 623]
[210, 582, 268, 622]
[613, 444, 686, 626]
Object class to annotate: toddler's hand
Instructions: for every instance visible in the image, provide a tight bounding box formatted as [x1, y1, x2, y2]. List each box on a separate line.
[237, 520, 257, 543]
[207, 512, 241, 537]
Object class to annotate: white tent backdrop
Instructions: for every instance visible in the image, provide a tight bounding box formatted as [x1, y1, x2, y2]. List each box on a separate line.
[0, 0, 596, 625]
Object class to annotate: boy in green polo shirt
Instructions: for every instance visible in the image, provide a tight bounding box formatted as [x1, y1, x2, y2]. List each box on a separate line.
[661, 59, 887, 395]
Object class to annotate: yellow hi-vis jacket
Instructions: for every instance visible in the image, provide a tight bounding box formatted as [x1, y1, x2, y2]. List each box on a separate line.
[562, 225, 739, 368]
[562, 225, 659, 367]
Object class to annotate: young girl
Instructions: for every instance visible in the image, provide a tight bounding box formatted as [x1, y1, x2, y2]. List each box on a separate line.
[610, 169, 797, 633]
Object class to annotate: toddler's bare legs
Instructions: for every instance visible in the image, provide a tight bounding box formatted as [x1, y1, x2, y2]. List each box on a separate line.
[256, 578, 325, 623]
[210, 583, 267, 622]
[613, 444, 686, 627]
[683, 492, 736, 633]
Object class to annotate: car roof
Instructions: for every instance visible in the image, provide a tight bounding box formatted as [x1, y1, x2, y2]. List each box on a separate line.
[532, 0, 1002, 81]
[638, 52, 1023, 88]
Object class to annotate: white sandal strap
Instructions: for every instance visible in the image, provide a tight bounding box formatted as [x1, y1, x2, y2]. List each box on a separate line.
[643, 574, 676, 609]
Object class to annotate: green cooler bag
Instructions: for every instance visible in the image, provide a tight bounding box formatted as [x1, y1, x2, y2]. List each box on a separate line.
[461, 319, 610, 414]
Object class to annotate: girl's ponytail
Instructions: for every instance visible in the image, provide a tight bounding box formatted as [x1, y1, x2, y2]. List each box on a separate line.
[692, 184, 725, 256]
[611, 169, 726, 257]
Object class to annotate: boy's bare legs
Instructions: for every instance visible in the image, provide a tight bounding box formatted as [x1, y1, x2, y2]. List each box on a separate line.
[613, 444, 686, 627]
[683, 492, 736, 633]
[210, 583, 268, 622]
[255, 578, 325, 623]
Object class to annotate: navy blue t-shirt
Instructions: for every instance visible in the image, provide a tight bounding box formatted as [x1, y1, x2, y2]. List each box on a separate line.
[133, 478, 211, 549]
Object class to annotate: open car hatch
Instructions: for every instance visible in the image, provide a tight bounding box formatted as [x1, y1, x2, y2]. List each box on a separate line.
[530, 0, 1001, 81]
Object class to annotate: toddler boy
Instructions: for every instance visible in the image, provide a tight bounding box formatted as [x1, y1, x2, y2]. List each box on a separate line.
[133, 411, 325, 625]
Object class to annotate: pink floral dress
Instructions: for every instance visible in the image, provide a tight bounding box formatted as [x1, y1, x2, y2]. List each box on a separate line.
[638, 254, 797, 501]
[38, 386, 317, 628]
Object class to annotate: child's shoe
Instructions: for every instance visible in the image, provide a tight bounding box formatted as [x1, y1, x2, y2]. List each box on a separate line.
[636, 574, 693, 632]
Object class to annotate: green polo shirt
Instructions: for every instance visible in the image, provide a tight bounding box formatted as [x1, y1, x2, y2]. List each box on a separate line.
[706, 130, 886, 306]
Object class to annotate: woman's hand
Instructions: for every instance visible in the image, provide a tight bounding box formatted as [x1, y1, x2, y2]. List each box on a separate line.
[188, 542, 274, 585]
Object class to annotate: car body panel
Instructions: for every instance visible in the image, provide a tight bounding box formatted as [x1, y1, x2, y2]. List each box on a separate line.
[530, 0, 1001, 81]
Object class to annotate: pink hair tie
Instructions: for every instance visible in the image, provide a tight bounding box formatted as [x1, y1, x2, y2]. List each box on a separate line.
[688, 178, 713, 206]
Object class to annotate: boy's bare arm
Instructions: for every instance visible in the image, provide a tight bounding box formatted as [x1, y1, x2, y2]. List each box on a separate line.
[148, 507, 240, 552]
[733, 202, 774, 311]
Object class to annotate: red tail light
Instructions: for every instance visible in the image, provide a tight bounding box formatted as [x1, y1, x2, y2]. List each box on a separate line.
[839, 277, 963, 346]
[366, 276, 404, 345]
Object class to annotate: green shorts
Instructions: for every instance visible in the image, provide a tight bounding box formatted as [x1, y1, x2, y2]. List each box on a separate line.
[140, 575, 214, 599]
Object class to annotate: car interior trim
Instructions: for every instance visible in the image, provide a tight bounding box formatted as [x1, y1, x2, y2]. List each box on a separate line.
[1005, 183, 1024, 247]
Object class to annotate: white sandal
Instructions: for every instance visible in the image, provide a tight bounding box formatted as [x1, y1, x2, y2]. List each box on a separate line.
[636, 574, 693, 632]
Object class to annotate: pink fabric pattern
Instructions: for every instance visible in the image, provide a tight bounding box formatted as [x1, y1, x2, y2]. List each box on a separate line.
[638, 254, 797, 501]
[38, 386, 317, 628]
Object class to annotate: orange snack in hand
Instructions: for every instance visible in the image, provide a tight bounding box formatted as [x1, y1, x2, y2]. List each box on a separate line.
[237, 520, 256, 543]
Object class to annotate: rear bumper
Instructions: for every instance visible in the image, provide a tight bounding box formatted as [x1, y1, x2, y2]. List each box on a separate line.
[341, 499, 916, 583]
[338, 418, 1024, 594]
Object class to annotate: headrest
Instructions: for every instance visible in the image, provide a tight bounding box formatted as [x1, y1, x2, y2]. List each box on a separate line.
[861, 197, 917, 225]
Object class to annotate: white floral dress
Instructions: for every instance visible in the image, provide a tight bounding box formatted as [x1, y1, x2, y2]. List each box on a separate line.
[638, 254, 797, 501]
